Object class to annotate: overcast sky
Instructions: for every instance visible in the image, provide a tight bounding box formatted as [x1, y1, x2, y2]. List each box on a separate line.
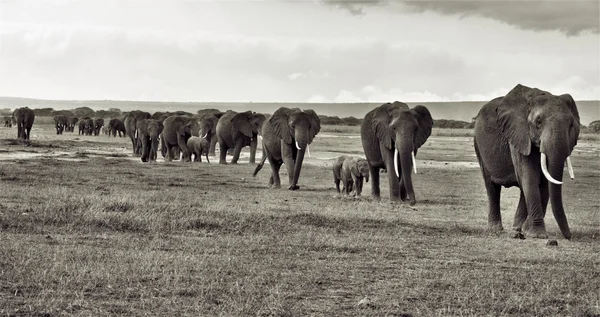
[1, 0, 598, 102]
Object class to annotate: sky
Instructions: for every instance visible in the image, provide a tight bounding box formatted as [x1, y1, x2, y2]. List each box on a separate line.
[0, 0, 599, 103]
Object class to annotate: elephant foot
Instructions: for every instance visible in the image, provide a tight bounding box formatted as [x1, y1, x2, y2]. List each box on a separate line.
[486, 222, 504, 233]
[269, 183, 281, 189]
[230, 161, 238, 164]
[371, 195, 381, 202]
[288, 185, 300, 190]
[512, 230, 526, 240]
[526, 226, 548, 239]
[219, 161, 228, 164]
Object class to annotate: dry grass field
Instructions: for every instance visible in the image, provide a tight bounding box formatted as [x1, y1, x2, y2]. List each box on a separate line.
[1, 120, 599, 316]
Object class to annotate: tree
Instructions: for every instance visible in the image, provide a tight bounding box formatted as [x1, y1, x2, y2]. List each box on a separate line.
[72, 107, 96, 118]
[33, 108, 54, 116]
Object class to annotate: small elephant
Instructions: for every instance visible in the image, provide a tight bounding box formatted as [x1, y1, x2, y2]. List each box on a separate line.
[124, 111, 152, 155]
[3, 116, 12, 127]
[474, 84, 580, 239]
[13, 107, 35, 140]
[333, 156, 370, 197]
[136, 118, 164, 162]
[161, 115, 199, 162]
[361, 101, 433, 205]
[253, 107, 320, 190]
[198, 112, 224, 156]
[186, 136, 210, 163]
[216, 110, 266, 164]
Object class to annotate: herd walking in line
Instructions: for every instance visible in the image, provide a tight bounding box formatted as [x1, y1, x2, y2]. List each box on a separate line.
[5, 84, 581, 240]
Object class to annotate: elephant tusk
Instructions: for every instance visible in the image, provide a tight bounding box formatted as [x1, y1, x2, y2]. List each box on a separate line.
[540, 153, 562, 185]
[566, 156, 574, 180]
[412, 151, 417, 174]
[394, 148, 399, 178]
[134, 130, 138, 139]
[201, 133, 207, 139]
[307, 144, 311, 158]
[295, 141, 301, 151]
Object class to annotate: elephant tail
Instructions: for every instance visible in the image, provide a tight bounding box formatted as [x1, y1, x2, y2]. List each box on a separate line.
[252, 148, 268, 177]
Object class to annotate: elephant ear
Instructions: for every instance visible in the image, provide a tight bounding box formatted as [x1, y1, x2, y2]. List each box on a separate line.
[371, 102, 408, 149]
[412, 105, 433, 150]
[559, 93, 581, 149]
[496, 84, 546, 156]
[269, 107, 293, 144]
[232, 111, 254, 137]
[304, 109, 321, 143]
[350, 157, 359, 176]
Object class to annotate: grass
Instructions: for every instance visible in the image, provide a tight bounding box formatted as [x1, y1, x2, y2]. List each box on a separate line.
[0, 121, 599, 316]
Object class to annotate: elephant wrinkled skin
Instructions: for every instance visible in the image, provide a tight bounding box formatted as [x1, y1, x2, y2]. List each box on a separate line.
[187, 136, 210, 163]
[13, 107, 35, 140]
[474, 84, 580, 239]
[333, 155, 370, 197]
[253, 107, 320, 190]
[360, 101, 433, 205]
[136, 119, 164, 162]
[216, 110, 266, 164]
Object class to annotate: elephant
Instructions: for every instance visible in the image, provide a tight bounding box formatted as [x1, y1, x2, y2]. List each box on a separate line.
[473, 84, 580, 239]
[93, 118, 105, 136]
[12, 107, 35, 140]
[360, 101, 433, 205]
[186, 136, 210, 163]
[67, 116, 79, 132]
[333, 155, 370, 197]
[253, 107, 320, 190]
[124, 111, 152, 156]
[161, 115, 199, 162]
[198, 112, 224, 156]
[136, 119, 164, 162]
[215, 110, 266, 164]
[4, 116, 12, 127]
[108, 118, 126, 137]
[53, 115, 68, 134]
[78, 117, 93, 135]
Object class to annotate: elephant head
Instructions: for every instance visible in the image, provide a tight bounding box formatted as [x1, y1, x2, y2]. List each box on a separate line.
[351, 157, 370, 183]
[200, 115, 219, 139]
[269, 107, 321, 189]
[231, 111, 266, 139]
[372, 101, 433, 205]
[496, 84, 580, 237]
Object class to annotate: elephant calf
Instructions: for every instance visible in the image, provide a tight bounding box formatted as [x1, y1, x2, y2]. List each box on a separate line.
[333, 155, 370, 197]
[187, 136, 210, 163]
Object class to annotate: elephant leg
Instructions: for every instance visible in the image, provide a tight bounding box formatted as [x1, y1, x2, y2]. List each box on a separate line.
[399, 178, 407, 201]
[218, 138, 228, 164]
[370, 165, 381, 201]
[520, 167, 547, 239]
[353, 175, 362, 197]
[176, 136, 190, 162]
[249, 137, 257, 164]
[266, 155, 282, 189]
[230, 138, 245, 164]
[384, 149, 401, 202]
[483, 178, 503, 232]
[512, 190, 528, 234]
[335, 179, 341, 194]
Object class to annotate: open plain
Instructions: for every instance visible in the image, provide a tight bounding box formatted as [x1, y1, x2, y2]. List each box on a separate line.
[1, 120, 599, 316]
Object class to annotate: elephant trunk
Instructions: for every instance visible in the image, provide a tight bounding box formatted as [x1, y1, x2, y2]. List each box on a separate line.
[291, 145, 306, 189]
[249, 134, 257, 164]
[151, 135, 159, 161]
[542, 141, 572, 239]
[397, 137, 416, 205]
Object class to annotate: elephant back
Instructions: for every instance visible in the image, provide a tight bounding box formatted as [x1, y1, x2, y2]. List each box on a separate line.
[215, 110, 237, 146]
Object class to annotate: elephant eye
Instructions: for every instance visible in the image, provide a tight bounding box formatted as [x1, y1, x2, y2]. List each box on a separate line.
[534, 116, 542, 129]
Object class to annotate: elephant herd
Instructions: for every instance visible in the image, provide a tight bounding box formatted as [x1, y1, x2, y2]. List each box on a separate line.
[2, 84, 581, 240]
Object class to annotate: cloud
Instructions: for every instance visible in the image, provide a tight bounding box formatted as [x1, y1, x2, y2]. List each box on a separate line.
[323, 0, 600, 35]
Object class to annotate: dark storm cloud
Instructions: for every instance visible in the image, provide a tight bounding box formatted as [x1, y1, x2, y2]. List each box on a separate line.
[323, 0, 600, 35]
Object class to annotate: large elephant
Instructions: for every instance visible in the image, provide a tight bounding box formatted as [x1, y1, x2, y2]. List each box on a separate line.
[53, 115, 68, 134]
[136, 119, 164, 162]
[124, 111, 152, 156]
[333, 155, 370, 197]
[474, 84, 580, 239]
[187, 136, 210, 163]
[161, 115, 199, 162]
[108, 118, 126, 137]
[360, 102, 433, 205]
[198, 112, 224, 156]
[78, 117, 93, 135]
[216, 110, 266, 164]
[253, 107, 320, 190]
[93, 118, 105, 136]
[67, 116, 79, 132]
[13, 107, 35, 140]
[4, 116, 13, 127]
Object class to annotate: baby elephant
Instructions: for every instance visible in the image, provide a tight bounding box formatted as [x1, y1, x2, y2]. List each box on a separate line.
[333, 155, 370, 197]
[187, 136, 210, 163]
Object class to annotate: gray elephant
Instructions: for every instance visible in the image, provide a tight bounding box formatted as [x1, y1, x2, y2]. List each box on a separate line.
[253, 107, 320, 190]
[53, 115, 68, 135]
[124, 111, 152, 156]
[333, 155, 370, 197]
[474, 84, 580, 239]
[13, 107, 35, 140]
[198, 112, 224, 156]
[361, 102, 433, 205]
[108, 118, 126, 137]
[161, 115, 199, 162]
[93, 118, 105, 136]
[187, 136, 210, 163]
[4, 116, 13, 127]
[216, 110, 266, 164]
[78, 117, 93, 135]
[136, 119, 164, 162]
[67, 116, 79, 132]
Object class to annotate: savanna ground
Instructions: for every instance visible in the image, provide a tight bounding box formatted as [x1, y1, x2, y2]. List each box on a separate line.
[1, 118, 599, 317]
